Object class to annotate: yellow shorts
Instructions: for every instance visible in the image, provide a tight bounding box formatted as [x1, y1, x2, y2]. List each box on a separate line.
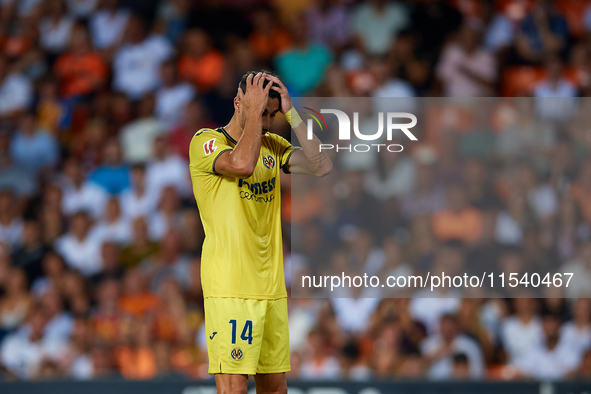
[204, 297, 290, 375]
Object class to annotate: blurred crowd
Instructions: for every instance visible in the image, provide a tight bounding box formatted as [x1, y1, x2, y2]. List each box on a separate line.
[0, 0, 589, 383]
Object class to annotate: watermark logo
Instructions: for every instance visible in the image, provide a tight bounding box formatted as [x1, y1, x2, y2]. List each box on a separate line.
[303, 108, 418, 152]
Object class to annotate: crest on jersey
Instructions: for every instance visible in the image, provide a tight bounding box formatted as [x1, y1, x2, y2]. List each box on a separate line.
[203, 138, 217, 155]
[262, 154, 275, 169]
[230, 347, 243, 361]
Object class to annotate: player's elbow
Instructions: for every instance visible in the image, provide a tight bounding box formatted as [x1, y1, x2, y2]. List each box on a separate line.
[234, 162, 256, 178]
[314, 160, 333, 177]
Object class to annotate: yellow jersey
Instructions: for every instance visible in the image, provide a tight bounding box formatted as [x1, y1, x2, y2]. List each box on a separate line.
[189, 127, 297, 300]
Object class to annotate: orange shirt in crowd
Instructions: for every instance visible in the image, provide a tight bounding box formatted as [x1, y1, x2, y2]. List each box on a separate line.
[54, 52, 108, 97]
[178, 50, 225, 92]
[431, 207, 484, 243]
[248, 28, 292, 61]
[116, 346, 157, 379]
[118, 292, 160, 317]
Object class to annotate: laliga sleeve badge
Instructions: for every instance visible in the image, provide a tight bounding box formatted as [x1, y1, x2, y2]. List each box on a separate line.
[230, 347, 244, 361]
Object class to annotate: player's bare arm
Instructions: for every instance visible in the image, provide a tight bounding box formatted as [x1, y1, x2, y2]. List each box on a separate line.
[265, 74, 333, 177]
[214, 72, 272, 178]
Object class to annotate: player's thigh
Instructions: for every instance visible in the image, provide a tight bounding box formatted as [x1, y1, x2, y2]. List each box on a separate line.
[205, 297, 267, 375]
[254, 373, 287, 394]
[214, 373, 249, 394]
[257, 297, 290, 374]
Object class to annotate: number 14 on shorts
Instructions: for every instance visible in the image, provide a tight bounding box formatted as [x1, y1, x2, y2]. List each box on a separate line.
[229, 319, 253, 345]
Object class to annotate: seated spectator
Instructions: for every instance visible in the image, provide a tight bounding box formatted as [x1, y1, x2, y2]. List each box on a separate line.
[53, 23, 109, 98]
[574, 349, 591, 378]
[306, 0, 350, 52]
[31, 252, 67, 297]
[120, 217, 159, 268]
[400, 156, 445, 219]
[120, 95, 164, 164]
[120, 163, 157, 220]
[61, 158, 108, 219]
[516, 0, 568, 64]
[142, 231, 191, 292]
[11, 220, 48, 284]
[500, 298, 543, 365]
[90, 0, 129, 51]
[35, 75, 72, 135]
[89, 139, 130, 195]
[570, 159, 591, 226]
[168, 98, 216, 161]
[516, 313, 580, 379]
[149, 186, 184, 241]
[118, 267, 159, 318]
[248, 6, 292, 63]
[155, 0, 190, 43]
[351, 0, 409, 56]
[368, 56, 416, 107]
[300, 326, 341, 379]
[0, 55, 33, 117]
[112, 14, 174, 99]
[155, 58, 195, 131]
[39, 288, 74, 341]
[178, 29, 225, 93]
[559, 298, 591, 355]
[275, 15, 333, 95]
[54, 210, 102, 277]
[146, 136, 191, 201]
[431, 184, 484, 244]
[115, 318, 157, 379]
[0, 189, 23, 247]
[39, 0, 74, 58]
[90, 278, 124, 344]
[421, 314, 484, 379]
[0, 306, 68, 379]
[10, 111, 59, 175]
[92, 197, 131, 245]
[436, 20, 496, 97]
[534, 55, 578, 121]
[0, 267, 33, 332]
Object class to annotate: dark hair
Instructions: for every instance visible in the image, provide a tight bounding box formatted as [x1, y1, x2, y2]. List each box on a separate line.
[453, 353, 469, 365]
[239, 70, 281, 100]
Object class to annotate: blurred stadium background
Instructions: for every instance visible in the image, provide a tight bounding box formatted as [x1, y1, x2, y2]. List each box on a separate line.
[0, 0, 589, 389]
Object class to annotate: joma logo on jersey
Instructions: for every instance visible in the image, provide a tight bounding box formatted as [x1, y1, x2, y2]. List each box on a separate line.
[203, 138, 217, 155]
[262, 154, 275, 169]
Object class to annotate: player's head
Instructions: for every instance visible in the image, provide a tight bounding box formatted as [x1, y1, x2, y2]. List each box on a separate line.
[235, 70, 281, 134]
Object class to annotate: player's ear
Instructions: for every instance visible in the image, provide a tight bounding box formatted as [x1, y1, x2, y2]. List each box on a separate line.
[233, 95, 241, 112]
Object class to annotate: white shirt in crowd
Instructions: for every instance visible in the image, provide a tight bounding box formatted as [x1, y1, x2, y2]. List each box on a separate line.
[113, 35, 174, 99]
[559, 322, 591, 357]
[120, 118, 164, 163]
[500, 316, 544, 365]
[517, 340, 581, 379]
[146, 154, 191, 199]
[437, 43, 496, 97]
[300, 356, 341, 380]
[331, 298, 381, 333]
[0, 331, 68, 379]
[55, 231, 103, 277]
[90, 9, 130, 49]
[119, 188, 158, 220]
[0, 217, 23, 246]
[0, 73, 32, 116]
[39, 17, 74, 53]
[422, 334, 485, 379]
[528, 184, 558, 220]
[61, 181, 109, 219]
[92, 217, 132, 245]
[156, 82, 196, 131]
[494, 211, 523, 245]
[351, 2, 409, 55]
[410, 296, 461, 334]
[534, 80, 578, 121]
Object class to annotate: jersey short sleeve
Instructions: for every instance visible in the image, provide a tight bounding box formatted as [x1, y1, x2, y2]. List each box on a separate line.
[266, 133, 301, 174]
[189, 128, 234, 175]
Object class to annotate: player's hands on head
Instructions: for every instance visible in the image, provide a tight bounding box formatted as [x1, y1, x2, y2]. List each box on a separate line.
[239, 72, 272, 117]
[265, 74, 292, 114]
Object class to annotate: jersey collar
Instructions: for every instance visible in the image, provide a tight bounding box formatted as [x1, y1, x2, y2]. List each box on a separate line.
[218, 127, 237, 145]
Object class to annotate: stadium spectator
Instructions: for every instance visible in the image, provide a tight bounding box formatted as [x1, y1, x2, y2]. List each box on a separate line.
[120, 95, 164, 164]
[89, 0, 129, 51]
[54, 210, 102, 277]
[178, 29, 224, 93]
[10, 111, 59, 175]
[155, 58, 195, 131]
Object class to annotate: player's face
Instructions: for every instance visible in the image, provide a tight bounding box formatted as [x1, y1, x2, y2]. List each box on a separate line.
[261, 98, 280, 134]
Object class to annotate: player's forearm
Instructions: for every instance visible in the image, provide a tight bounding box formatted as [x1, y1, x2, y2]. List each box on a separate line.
[292, 116, 333, 177]
[228, 112, 262, 177]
